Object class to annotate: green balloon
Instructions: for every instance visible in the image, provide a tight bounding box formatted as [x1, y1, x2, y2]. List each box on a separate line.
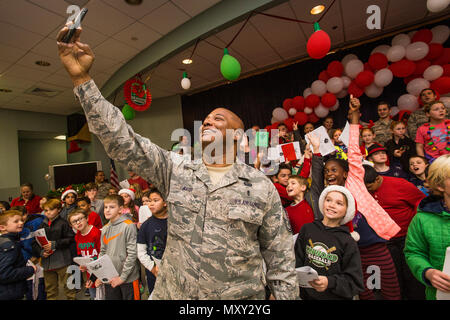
[220, 48, 241, 81]
[122, 103, 135, 120]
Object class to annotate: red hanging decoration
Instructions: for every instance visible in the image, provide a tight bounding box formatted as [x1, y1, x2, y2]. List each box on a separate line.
[307, 22, 331, 60]
[124, 76, 152, 111]
[67, 141, 82, 154]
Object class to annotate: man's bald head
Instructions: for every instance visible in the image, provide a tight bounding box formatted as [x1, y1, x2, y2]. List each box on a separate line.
[210, 107, 244, 130]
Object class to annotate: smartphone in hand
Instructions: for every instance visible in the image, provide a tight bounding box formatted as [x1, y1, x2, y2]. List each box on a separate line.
[62, 8, 88, 43]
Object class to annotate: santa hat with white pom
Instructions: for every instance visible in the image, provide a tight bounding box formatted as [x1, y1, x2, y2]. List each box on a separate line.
[318, 185, 360, 241]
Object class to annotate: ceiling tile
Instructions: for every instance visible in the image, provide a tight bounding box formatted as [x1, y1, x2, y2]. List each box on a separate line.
[14, 51, 62, 74]
[0, 22, 43, 51]
[81, 0, 136, 37]
[2, 64, 52, 82]
[39, 73, 74, 89]
[0, 74, 38, 91]
[342, 0, 388, 41]
[28, 0, 72, 17]
[93, 38, 140, 62]
[101, 0, 168, 20]
[0, 60, 15, 74]
[0, 0, 65, 37]
[89, 54, 123, 75]
[171, 0, 221, 17]
[140, 1, 190, 35]
[0, 44, 26, 64]
[112, 21, 162, 50]
[384, 0, 441, 29]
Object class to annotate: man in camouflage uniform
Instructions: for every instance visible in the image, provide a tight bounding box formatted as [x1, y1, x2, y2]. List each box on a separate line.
[56, 24, 298, 300]
[407, 88, 450, 140]
[95, 170, 112, 199]
[372, 102, 393, 146]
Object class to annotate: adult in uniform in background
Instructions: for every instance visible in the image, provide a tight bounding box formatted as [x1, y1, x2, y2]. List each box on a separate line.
[94, 170, 112, 200]
[372, 102, 393, 146]
[407, 88, 449, 141]
[56, 24, 298, 300]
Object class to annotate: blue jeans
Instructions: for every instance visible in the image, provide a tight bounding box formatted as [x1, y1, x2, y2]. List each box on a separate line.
[88, 287, 96, 299]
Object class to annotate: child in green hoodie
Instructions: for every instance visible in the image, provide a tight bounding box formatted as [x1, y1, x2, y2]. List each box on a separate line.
[404, 154, 450, 300]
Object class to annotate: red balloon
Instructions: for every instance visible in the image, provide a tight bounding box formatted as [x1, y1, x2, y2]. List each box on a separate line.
[412, 29, 433, 43]
[319, 70, 330, 83]
[364, 62, 374, 72]
[442, 64, 450, 77]
[430, 76, 450, 95]
[425, 43, 444, 61]
[264, 125, 272, 132]
[282, 98, 293, 111]
[307, 113, 320, 124]
[321, 93, 337, 108]
[294, 112, 308, 126]
[348, 81, 364, 98]
[307, 30, 331, 59]
[404, 75, 420, 85]
[368, 53, 388, 71]
[327, 61, 344, 77]
[292, 96, 305, 111]
[432, 48, 450, 66]
[355, 70, 375, 88]
[305, 94, 320, 108]
[413, 59, 431, 75]
[284, 118, 295, 131]
[389, 59, 416, 78]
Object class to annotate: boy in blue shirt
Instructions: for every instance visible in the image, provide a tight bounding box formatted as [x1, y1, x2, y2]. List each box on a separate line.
[137, 188, 168, 296]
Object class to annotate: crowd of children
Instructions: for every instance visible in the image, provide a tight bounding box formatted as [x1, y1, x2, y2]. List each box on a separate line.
[1, 87, 449, 301]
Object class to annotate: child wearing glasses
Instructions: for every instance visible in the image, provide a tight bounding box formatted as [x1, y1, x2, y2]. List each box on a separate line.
[68, 208, 101, 300]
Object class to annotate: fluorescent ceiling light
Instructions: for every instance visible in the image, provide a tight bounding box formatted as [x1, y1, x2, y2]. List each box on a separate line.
[54, 135, 66, 140]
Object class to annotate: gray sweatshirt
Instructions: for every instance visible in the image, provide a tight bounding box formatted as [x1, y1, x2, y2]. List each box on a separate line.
[99, 215, 140, 283]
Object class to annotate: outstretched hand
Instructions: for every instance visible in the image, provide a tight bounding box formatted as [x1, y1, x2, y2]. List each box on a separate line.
[56, 22, 94, 86]
[349, 94, 361, 113]
[306, 133, 320, 154]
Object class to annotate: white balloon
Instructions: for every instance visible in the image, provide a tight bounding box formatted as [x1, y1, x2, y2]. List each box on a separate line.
[271, 117, 277, 124]
[337, 89, 348, 99]
[311, 80, 327, 96]
[341, 54, 358, 68]
[387, 45, 406, 62]
[272, 107, 289, 121]
[406, 42, 430, 61]
[408, 30, 417, 39]
[390, 106, 400, 117]
[304, 107, 313, 115]
[374, 68, 394, 87]
[330, 100, 340, 111]
[326, 77, 344, 94]
[341, 76, 351, 89]
[314, 103, 330, 118]
[288, 107, 297, 116]
[397, 94, 420, 112]
[365, 83, 384, 98]
[407, 78, 431, 96]
[371, 45, 391, 56]
[303, 87, 313, 98]
[441, 96, 450, 108]
[427, 0, 450, 12]
[345, 60, 364, 79]
[181, 77, 191, 90]
[423, 65, 444, 81]
[391, 33, 411, 48]
[431, 25, 450, 44]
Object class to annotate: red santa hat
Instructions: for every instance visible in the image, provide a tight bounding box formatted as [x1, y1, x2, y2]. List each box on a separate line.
[318, 185, 360, 241]
[118, 188, 136, 201]
[61, 186, 77, 201]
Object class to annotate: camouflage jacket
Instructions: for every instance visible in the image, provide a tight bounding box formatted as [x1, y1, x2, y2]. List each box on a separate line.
[96, 181, 112, 199]
[408, 107, 450, 141]
[372, 118, 393, 146]
[74, 80, 298, 300]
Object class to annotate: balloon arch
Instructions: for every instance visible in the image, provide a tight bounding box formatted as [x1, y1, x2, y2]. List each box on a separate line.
[267, 25, 450, 132]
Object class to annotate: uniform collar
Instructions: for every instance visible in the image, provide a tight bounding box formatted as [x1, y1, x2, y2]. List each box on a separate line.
[184, 158, 253, 192]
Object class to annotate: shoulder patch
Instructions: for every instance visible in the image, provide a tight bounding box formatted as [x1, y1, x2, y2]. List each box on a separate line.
[123, 219, 134, 225]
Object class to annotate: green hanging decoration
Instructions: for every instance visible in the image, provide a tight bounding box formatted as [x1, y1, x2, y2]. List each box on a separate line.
[220, 48, 241, 81]
[122, 103, 135, 120]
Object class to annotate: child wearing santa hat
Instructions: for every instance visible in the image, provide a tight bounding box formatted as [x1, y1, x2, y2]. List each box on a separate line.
[294, 185, 365, 300]
[118, 188, 139, 223]
[59, 186, 78, 221]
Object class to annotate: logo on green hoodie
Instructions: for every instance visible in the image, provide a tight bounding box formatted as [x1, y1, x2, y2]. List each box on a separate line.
[306, 240, 338, 269]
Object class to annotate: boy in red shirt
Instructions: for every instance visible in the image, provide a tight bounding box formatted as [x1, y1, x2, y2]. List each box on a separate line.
[285, 175, 314, 234]
[76, 197, 103, 231]
[364, 164, 426, 300]
[68, 209, 101, 300]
